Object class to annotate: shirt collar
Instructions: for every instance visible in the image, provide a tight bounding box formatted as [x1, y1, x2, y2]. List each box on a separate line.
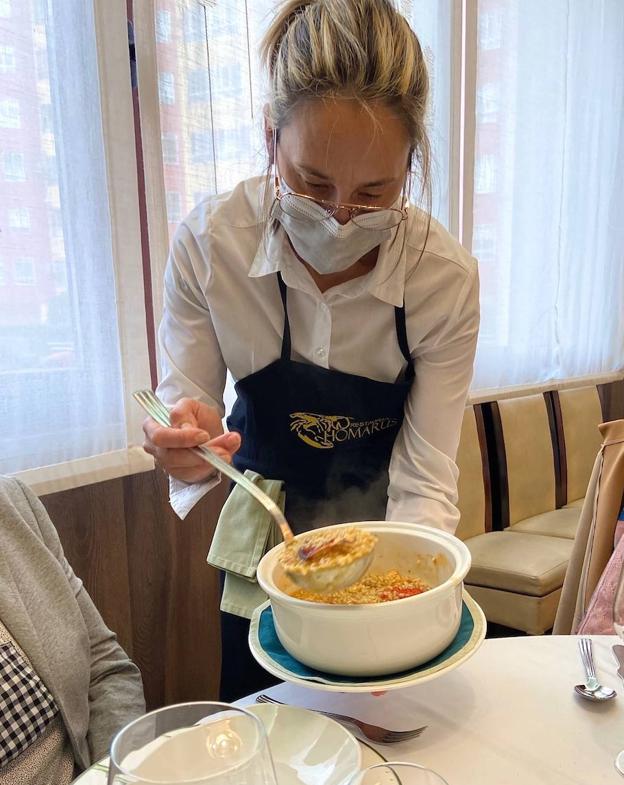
[249, 217, 409, 307]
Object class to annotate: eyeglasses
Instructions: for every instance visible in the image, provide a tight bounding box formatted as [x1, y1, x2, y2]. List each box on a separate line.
[272, 142, 409, 231]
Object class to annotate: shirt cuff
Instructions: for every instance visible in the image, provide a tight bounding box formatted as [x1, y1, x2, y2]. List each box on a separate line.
[169, 474, 222, 520]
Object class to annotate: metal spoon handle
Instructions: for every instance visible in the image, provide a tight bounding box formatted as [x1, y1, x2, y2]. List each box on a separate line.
[193, 444, 293, 542]
[133, 389, 294, 542]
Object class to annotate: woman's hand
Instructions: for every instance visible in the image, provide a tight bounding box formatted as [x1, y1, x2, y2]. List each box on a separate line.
[142, 397, 241, 483]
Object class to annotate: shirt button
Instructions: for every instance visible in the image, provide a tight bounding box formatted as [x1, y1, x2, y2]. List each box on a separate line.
[316, 347, 326, 359]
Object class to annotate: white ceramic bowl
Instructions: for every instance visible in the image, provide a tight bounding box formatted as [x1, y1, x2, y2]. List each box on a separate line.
[248, 704, 361, 785]
[256, 521, 472, 676]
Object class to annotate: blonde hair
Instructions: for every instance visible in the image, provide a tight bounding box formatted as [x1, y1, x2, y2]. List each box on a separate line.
[260, 0, 431, 209]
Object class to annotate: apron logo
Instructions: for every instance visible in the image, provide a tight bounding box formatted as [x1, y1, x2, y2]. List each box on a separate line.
[289, 412, 399, 449]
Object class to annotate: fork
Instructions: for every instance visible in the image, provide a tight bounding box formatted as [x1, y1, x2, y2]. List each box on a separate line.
[255, 694, 427, 744]
[133, 389, 293, 542]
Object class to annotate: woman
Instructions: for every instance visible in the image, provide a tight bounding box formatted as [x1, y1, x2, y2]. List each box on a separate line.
[0, 476, 145, 782]
[143, 0, 479, 700]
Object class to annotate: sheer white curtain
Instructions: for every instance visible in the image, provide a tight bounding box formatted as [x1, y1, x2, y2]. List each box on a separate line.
[139, 0, 453, 414]
[0, 0, 152, 492]
[471, 0, 624, 395]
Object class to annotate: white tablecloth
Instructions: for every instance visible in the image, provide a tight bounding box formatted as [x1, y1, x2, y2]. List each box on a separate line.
[241, 635, 623, 785]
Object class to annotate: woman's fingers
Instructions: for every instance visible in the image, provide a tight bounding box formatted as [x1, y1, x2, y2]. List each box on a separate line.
[143, 417, 210, 448]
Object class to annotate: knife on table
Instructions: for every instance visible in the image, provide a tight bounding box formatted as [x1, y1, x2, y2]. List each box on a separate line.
[612, 644, 624, 683]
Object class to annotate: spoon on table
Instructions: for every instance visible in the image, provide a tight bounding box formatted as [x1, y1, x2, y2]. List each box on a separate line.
[133, 389, 375, 592]
[574, 637, 616, 702]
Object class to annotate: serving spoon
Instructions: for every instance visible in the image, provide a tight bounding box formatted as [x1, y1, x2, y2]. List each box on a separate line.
[133, 389, 374, 592]
[574, 638, 616, 702]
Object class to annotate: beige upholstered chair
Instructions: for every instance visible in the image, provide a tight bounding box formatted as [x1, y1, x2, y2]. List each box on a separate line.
[553, 386, 604, 509]
[456, 400, 573, 634]
[494, 393, 579, 539]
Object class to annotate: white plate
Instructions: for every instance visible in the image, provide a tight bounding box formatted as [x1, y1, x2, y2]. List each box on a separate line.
[249, 591, 486, 693]
[72, 708, 383, 784]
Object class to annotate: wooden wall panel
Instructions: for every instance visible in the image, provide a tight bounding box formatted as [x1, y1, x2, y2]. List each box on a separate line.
[41, 469, 227, 711]
[41, 479, 133, 656]
[599, 380, 624, 423]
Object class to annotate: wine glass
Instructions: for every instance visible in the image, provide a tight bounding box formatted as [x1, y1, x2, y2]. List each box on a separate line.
[613, 561, 624, 775]
[107, 702, 278, 785]
[349, 761, 450, 785]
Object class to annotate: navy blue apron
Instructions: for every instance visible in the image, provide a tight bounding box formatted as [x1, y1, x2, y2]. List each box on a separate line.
[219, 271, 414, 701]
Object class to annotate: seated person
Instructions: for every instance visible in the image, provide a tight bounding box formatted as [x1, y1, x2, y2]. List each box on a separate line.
[0, 476, 145, 782]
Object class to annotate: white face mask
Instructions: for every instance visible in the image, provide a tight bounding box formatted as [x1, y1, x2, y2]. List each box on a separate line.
[275, 179, 401, 275]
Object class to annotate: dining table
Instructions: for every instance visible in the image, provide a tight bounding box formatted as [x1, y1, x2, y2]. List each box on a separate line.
[238, 634, 624, 785]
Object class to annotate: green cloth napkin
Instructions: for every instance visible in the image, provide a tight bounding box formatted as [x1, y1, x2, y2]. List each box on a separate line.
[207, 470, 284, 619]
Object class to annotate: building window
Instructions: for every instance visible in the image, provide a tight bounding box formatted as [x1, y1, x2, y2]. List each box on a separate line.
[158, 72, 175, 105]
[191, 132, 213, 164]
[51, 260, 67, 290]
[0, 261, 5, 285]
[49, 209, 63, 237]
[0, 0, 10, 19]
[40, 103, 54, 134]
[188, 69, 210, 103]
[161, 132, 178, 164]
[0, 99, 20, 129]
[32, 0, 47, 24]
[478, 9, 503, 51]
[3, 152, 26, 181]
[155, 10, 171, 43]
[472, 223, 497, 263]
[166, 191, 182, 223]
[14, 258, 36, 286]
[8, 207, 30, 228]
[44, 155, 58, 183]
[476, 82, 500, 124]
[212, 62, 243, 94]
[475, 154, 497, 195]
[0, 45, 16, 73]
[183, 8, 205, 42]
[35, 46, 48, 79]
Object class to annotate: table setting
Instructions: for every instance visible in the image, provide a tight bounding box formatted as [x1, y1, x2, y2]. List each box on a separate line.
[70, 427, 624, 784]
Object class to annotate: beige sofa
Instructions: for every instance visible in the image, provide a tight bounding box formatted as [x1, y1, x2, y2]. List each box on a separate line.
[454, 387, 603, 635]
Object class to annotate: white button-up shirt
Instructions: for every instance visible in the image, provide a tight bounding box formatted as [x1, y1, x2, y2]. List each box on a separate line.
[157, 176, 479, 532]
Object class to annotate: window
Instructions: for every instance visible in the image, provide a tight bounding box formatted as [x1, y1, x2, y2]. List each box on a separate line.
[0, 0, 151, 489]
[478, 8, 503, 51]
[474, 154, 497, 194]
[3, 152, 26, 181]
[166, 191, 182, 222]
[155, 10, 171, 43]
[212, 62, 242, 94]
[141, 1, 624, 405]
[476, 82, 499, 124]
[0, 99, 20, 128]
[8, 207, 30, 228]
[158, 72, 175, 105]
[32, 0, 47, 25]
[191, 131, 213, 164]
[472, 224, 497, 263]
[187, 69, 209, 103]
[0, 45, 16, 73]
[0, 0, 10, 18]
[183, 7, 205, 43]
[14, 258, 36, 286]
[35, 47, 49, 79]
[44, 154, 58, 183]
[49, 209, 63, 237]
[161, 132, 178, 164]
[51, 260, 67, 290]
[40, 103, 53, 134]
[0, 261, 6, 284]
